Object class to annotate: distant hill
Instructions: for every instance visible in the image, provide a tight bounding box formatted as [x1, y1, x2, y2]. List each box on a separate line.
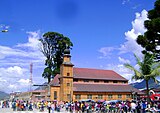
[130, 79, 160, 90]
[0, 91, 9, 100]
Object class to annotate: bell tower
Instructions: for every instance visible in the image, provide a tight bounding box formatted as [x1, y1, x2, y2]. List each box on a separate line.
[59, 48, 74, 102]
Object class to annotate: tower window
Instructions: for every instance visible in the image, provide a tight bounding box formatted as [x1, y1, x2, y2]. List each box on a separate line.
[54, 91, 57, 100]
[67, 83, 70, 86]
[67, 94, 71, 100]
[67, 73, 70, 76]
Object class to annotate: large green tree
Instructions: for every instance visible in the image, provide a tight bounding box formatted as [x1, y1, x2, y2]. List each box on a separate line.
[136, 0, 160, 61]
[124, 53, 160, 102]
[39, 32, 73, 83]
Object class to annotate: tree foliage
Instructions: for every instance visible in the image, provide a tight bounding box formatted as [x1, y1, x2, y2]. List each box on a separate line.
[136, 0, 160, 61]
[124, 53, 160, 102]
[39, 32, 73, 83]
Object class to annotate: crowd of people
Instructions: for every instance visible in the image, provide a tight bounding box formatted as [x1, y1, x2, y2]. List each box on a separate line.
[11, 100, 34, 111]
[0, 99, 160, 113]
[61, 99, 160, 113]
[0, 100, 10, 108]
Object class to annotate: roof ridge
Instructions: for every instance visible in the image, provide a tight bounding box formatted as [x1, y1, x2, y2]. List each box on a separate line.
[73, 82, 129, 85]
[74, 67, 114, 71]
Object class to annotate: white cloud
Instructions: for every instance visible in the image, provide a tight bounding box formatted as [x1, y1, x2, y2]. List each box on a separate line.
[0, 31, 45, 63]
[0, 79, 8, 91]
[0, 24, 10, 29]
[0, 70, 31, 92]
[0, 30, 46, 93]
[5, 79, 30, 93]
[99, 10, 148, 59]
[122, 0, 130, 5]
[119, 10, 148, 57]
[98, 47, 117, 59]
[132, 4, 141, 9]
[18, 79, 30, 86]
[103, 63, 144, 84]
[0, 78, 7, 82]
[98, 47, 114, 56]
[15, 31, 45, 61]
[103, 64, 133, 80]
[7, 66, 24, 75]
[118, 57, 130, 64]
[119, 10, 147, 56]
[132, 10, 148, 34]
[98, 10, 148, 83]
[0, 66, 25, 78]
[0, 46, 28, 59]
[0, 66, 28, 92]
[8, 84, 17, 90]
[16, 30, 41, 50]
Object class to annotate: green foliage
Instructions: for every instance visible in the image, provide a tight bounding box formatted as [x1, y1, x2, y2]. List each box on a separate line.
[124, 53, 160, 102]
[39, 32, 73, 83]
[136, 0, 160, 61]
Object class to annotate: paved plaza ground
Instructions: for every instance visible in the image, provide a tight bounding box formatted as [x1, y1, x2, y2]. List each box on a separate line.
[0, 108, 154, 113]
[0, 108, 67, 113]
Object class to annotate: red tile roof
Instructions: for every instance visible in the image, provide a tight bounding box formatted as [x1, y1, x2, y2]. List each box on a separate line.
[50, 67, 128, 86]
[49, 74, 60, 86]
[73, 82, 143, 94]
[73, 67, 127, 81]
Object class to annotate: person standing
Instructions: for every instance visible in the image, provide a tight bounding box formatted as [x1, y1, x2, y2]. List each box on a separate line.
[51, 102, 55, 113]
[12, 101, 16, 111]
[130, 101, 136, 113]
[48, 101, 51, 113]
[142, 101, 147, 113]
[136, 102, 141, 113]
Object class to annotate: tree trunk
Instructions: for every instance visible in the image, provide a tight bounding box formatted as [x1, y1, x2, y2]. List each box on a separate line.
[48, 75, 51, 84]
[145, 79, 150, 103]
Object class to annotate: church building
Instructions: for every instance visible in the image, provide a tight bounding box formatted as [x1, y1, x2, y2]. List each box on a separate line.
[49, 49, 142, 102]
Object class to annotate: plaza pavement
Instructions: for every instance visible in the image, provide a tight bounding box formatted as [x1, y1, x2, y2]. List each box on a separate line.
[0, 108, 67, 113]
[0, 108, 153, 113]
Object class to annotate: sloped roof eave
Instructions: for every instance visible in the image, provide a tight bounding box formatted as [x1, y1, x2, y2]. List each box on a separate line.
[73, 83, 143, 94]
[73, 76, 128, 81]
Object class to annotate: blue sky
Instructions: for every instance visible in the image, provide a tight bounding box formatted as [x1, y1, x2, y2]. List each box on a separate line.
[0, 0, 156, 93]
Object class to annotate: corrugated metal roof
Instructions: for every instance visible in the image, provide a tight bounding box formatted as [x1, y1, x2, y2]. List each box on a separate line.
[73, 67, 128, 81]
[73, 82, 143, 94]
